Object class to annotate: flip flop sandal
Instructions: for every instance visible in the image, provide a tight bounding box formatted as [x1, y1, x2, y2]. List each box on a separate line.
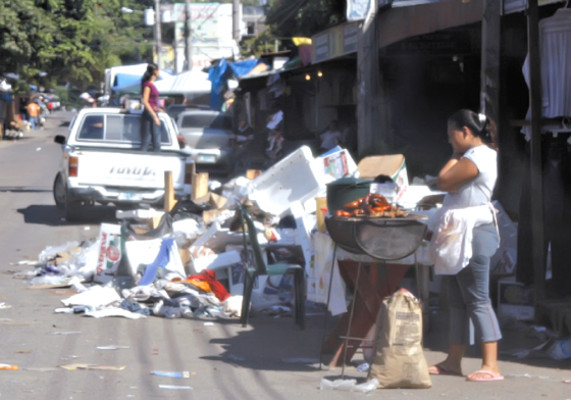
[428, 364, 463, 376]
[466, 370, 505, 382]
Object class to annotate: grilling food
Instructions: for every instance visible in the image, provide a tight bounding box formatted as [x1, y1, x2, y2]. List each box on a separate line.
[335, 193, 408, 218]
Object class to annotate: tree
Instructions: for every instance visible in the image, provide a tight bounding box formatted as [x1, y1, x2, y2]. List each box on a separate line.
[240, 0, 345, 57]
[0, 0, 153, 92]
[266, 0, 345, 37]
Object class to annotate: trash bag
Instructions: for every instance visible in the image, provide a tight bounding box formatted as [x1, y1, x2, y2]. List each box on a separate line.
[122, 213, 174, 240]
[169, 199, 213, 222]
[368, 288, 432, 389]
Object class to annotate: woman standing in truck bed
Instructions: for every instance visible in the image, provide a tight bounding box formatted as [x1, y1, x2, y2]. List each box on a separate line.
[141, 63, 162, 152]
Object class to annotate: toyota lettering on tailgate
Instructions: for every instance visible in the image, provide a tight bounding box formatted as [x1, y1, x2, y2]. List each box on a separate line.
[108, 166, 156, 177]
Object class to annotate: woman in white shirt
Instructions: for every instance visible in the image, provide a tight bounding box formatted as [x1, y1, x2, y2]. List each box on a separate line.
[428, 109, 503, 382]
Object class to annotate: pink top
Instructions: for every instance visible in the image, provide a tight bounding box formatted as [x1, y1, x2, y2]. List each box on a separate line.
[142, 81, 159, 111]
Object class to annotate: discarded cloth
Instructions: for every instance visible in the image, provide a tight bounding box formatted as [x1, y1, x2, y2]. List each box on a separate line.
[138, 238, 185, 286]
[184, 270, 230, 302]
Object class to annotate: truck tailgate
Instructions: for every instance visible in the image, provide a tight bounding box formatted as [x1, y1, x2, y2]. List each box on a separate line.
[74, 150, 186, 189]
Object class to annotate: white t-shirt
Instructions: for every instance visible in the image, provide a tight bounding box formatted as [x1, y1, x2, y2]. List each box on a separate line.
[442, 145, 497, 209]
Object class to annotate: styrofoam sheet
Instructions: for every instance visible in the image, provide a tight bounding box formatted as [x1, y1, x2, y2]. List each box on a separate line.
[193, 250, 242, 273]
[248, 146, 324, 217]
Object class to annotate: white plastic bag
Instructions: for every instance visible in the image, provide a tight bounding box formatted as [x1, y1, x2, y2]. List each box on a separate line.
[429, 204, 496, 275]
[429, 208, 468, 275]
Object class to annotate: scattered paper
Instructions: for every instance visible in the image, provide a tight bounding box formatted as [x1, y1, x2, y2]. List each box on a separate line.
[84, 307, 147, 319]
[52, 331, 81, 335]
[158, 384, 193, 390]
[61, 286, 121, 308]
[59, 363, 126, 371]
[96, 345, 130, 350]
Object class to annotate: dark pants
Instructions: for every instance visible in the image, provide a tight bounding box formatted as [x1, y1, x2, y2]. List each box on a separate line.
[141, 110, 161, 152]
[516, 134, 571, 296]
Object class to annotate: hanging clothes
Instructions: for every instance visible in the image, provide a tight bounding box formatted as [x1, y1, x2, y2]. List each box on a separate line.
[521, 8, 571, 140]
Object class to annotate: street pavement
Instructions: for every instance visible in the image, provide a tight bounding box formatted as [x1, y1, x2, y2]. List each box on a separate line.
[0, 110, 568, 399]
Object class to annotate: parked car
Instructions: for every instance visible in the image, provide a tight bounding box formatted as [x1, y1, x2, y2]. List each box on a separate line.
[165, 103, 209, 121]
[175, 109, 235, 175]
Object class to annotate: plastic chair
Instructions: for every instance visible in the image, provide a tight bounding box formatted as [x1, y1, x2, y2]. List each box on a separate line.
[236, 204, 305, 329]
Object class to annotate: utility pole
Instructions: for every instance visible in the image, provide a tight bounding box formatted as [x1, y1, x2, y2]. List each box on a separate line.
[155, 0, 162, 68]
[232, 0, 240, 42]
[185, 0, 192, 70]
[357, 0, 381, 154]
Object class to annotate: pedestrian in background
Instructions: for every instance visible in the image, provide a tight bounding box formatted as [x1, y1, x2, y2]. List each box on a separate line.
[428, 109, 503, 382]
[319, 120, 342, 152]
[140, 63, 162, 152]
[26, 100, 40, 130]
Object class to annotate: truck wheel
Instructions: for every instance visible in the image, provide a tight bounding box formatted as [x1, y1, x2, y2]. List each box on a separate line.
[53, 173, 82, 221]
[53, 173, 66, 209]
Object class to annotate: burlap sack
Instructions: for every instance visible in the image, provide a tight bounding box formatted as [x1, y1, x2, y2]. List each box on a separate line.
[368, 288, 432, 389]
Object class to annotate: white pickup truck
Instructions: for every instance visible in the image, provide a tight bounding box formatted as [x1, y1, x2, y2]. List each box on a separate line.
[53, 107, 192, 220]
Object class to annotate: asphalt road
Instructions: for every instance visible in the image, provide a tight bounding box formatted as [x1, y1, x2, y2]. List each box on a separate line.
[0, 111, 569, 399]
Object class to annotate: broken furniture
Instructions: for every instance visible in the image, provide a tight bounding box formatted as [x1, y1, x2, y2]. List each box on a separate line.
[236, 204, 306, 329]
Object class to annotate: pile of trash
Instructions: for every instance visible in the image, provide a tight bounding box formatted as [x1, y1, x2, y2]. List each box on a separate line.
[14, 146, 455, 323]
[14, 146, 361, 321]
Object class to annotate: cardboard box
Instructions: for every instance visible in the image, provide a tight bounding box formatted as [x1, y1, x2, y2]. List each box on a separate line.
[357, 154, 409, 200]
[94, 223, 123, 284]
[497, 276, 535, 321]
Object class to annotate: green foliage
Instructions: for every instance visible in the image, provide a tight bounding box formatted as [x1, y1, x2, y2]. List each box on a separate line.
[0, 0, 153, 94]
[266, 0, 345, 37]
[240, 0, 345, 57]
[0, 0, 337, 94]
[240, 29, 278, 58]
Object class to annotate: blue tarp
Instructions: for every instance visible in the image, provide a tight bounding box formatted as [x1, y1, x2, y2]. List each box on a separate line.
[1, 92, 13, 102]
[208, 58, 267, 110]
[228, 59, 263, 78]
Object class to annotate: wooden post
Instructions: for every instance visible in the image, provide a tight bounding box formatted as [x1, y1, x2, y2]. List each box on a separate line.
[164, 170, 177, 212]
[357, 0, 384, 155]
[480, 0, 500, 124]
[526, 0, 546, 302]
[185, 162, 195, 193]
[191, 171, 209, 201]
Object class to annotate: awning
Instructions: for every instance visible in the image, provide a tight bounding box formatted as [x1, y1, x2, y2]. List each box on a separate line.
[311, 0, 483, 64]
[378, 0, 483, 48]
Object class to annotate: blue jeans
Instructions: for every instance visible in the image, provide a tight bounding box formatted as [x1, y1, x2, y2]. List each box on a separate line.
[443, 223, 502, 345]
[29, 116, 38, 130]
[141, 110, 161, 152]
